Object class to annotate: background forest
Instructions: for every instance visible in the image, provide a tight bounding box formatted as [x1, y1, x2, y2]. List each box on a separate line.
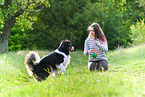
[1, 0, 144, 51]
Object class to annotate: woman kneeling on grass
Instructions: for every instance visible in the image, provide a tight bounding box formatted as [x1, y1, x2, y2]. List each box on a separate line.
[84, 23, 108, 71]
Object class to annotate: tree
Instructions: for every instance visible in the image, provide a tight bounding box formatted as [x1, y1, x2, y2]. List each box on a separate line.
[24, 0, 91, 50]
[137, 0, 145, 7]
[24, 0, 144, 50]
[0, 0, 49, 53]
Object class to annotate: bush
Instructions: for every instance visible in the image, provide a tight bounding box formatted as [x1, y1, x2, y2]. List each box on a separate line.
[8, 0, 144, 51]
[25, 0, 91, 50]
[130, 18, 145, 45]
[25, 0, 138, 50]
[9, 33, 27, 51]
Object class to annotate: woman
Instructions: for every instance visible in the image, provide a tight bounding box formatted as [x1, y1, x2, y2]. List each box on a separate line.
[84, 23, 108, 71]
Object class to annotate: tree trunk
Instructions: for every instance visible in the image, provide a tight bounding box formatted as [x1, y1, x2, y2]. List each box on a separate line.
[0, 25, 13, 53]
[0, 0, 13, 53]
[0, 34, 9, 53]
[0, 15, 15, 53]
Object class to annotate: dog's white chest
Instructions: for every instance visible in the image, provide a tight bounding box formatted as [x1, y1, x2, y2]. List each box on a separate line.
[63, 55, 70, 68]
[55, 49, 71, 68]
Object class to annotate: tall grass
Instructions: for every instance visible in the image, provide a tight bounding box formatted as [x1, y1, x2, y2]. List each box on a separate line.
[1, 45, 145, 97]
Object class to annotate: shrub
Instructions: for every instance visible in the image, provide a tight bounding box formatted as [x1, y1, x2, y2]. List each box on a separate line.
[130, 18, 145, 45]
[9, 33, 27, 51]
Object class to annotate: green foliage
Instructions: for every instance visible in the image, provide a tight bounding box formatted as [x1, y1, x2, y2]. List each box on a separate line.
[96, 0, 144, 49]
[9, 33, 27, 51]
[25, 0, 91, 50]
[1, 45, 145, 96]
[8, 12, 36, 51]
[137, 0, 145, 8]
[5, 0, 145, 51]
[0, 0, 52, 53]
[130, 18, 145, 45]
[93, 1, 131, 49]
[0, 8, 4, 33]
[22, 0, 144, 50]
[9, 23, 28, 51]
[15, 14, 35, 31]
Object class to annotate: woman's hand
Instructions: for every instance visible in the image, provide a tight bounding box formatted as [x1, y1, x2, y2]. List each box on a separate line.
[94, 40, 98, 44]
[88, 50, 92, 54]
[94, 41, 98, 44]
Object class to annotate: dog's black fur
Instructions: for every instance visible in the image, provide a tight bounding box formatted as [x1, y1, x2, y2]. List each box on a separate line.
[25, 40, 74, 82]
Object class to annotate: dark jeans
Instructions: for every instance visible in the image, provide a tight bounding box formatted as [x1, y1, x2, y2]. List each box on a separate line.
[88, 60, 108, 71]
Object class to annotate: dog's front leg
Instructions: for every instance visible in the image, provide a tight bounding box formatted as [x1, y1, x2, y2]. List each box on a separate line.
[56, 63, 66, 74]
[51, 70, 59, 77]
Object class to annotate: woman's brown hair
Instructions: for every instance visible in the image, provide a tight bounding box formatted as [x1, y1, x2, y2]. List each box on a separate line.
[92, 24, 107, 42]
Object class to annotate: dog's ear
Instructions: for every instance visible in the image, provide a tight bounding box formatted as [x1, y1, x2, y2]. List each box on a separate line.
[61, 40, 65, 48]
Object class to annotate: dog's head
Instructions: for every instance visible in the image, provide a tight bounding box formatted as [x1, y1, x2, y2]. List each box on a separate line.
[58, 40, 74, 55]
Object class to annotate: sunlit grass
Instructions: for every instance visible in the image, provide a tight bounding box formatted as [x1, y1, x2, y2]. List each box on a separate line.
[1, 45, 145, 97]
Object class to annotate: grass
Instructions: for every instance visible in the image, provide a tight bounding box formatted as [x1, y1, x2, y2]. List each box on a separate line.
[1, 45, 145, 97]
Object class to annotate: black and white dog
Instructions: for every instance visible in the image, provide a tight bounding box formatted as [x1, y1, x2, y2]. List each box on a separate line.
[25, 40, 74, 82]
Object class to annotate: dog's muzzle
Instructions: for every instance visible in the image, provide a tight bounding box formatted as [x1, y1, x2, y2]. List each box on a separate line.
[69, 46, 74, 53]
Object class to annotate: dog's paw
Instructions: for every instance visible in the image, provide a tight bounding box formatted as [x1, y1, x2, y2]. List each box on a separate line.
[62, 70, 66, 74]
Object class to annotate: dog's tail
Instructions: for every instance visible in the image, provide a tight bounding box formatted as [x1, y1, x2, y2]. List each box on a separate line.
[25, 51, 40, 76]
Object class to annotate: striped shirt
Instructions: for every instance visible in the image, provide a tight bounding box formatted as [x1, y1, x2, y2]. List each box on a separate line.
[84, 37, 108, 62]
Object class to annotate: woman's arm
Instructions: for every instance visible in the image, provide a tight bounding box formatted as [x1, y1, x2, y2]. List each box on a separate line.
[84, 39, 89, 56]
[96, 40, 108, 52]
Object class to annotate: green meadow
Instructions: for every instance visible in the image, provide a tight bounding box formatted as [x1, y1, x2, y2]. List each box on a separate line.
[1, 45, 145, 97]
